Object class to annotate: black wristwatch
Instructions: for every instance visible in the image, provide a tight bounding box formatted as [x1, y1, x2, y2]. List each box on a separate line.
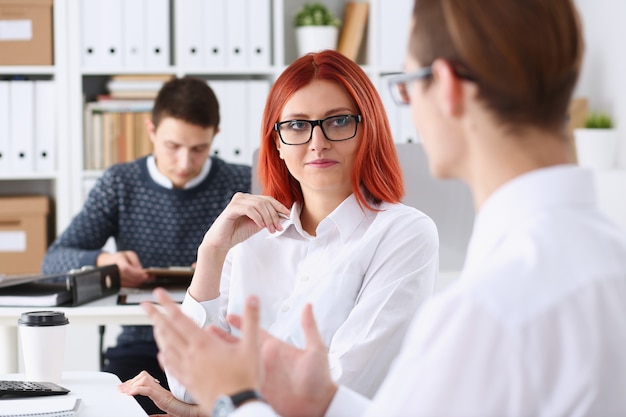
[212, 390, 265, 417]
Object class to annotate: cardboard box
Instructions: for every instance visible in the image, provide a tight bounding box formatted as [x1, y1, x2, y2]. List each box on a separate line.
[0, 0, 53, 65]
[0, 196, 49, 274]
[568, 98, 589, 163]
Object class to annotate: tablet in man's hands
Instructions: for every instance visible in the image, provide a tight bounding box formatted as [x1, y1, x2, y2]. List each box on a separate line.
[142, 266, 194, 287]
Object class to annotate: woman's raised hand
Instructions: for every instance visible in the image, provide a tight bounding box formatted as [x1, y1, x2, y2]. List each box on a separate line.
[201, 193, 290, 252]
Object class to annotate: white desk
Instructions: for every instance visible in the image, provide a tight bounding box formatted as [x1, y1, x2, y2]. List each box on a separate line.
[0, 294, 151, 373]
[1, 371, 148, 416]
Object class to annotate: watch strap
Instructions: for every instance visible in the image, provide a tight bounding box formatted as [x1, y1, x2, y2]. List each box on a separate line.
[230, 389, 264, 408]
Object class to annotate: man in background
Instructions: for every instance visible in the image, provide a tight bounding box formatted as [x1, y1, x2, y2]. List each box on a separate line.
[42, 76, 251, 414]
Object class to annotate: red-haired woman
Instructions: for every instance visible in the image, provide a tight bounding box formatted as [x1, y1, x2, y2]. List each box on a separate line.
[121, 49, 438, 413]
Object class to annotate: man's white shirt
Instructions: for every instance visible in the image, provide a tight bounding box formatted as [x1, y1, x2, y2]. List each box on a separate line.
[236, 165, 626, 417]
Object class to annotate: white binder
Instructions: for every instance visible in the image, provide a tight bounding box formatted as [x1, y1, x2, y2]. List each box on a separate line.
[225, 0, 248, 67]
[145, 0, 170, 68]
[34, 80, 56, 173]
[379, 76, 401, 143]
[399, 106, 419, 144]
[81, 0, 103, 67]
[208, 80, 252, 165]
[206, 80, 228, 161]
[204, 0, 226, 68]
[247, 0, 271, 68]
[225, 81, 249, 164]
[247, 80, 271, 163]
[100, 0, 123, 68]
[176, 0, 205, 67]
[0, 81, 9, 173]
[378, 0, 412, 69]
[122, 0, 145, 68]
[9, 81, 35, 172]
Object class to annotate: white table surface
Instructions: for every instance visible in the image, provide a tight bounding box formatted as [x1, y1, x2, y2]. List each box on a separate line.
[0, 273, 463, 374]
[0, 294, 151, 327]
[0, 294, 152, 374]
[1, 371, 148, 416]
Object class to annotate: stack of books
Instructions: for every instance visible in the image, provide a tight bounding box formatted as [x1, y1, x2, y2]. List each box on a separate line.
[83, 99, 156, 170]
[104, 74, 173, 100]
[82, 74, 175, 170]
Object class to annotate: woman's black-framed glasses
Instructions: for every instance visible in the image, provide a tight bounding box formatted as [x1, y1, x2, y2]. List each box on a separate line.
[274, 114, 362, 145]
[386, 67, 433, 106]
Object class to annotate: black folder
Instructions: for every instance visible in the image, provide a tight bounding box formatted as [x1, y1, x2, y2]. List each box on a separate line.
[0, 265, 120, 307]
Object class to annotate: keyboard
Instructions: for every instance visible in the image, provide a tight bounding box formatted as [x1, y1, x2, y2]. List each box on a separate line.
[0, 380, 70, 397]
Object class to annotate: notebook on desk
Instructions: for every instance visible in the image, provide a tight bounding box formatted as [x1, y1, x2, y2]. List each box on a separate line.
[0, 273, 61, 289]
[0, 281, 72, 307]
[0, 265, 121, 307]
[0, 396, 81, 417]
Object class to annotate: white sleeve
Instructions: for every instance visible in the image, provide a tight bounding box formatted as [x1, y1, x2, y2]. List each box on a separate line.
[167, 291, 228, 403]
[325, 386, 370, 417]
[362, 293, 531, 417]
[232, 387, 370, 417]
[232, 401, 280, 417]
[167, 252, 235, 402]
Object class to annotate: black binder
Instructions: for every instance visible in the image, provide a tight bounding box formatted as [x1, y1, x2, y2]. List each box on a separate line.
[0, 265, 120, 307]
[67, 264, 121, 306]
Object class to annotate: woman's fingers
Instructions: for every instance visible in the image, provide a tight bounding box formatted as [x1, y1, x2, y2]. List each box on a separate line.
[119, 370, 201, 417]
[228, 193, 290, 233]
[118, 370, 159, 395]
[118, 370, 170, 403]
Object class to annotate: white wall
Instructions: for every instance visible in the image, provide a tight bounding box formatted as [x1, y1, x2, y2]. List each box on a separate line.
[575, 0, 626, 168]
[573, 0, 626, 230]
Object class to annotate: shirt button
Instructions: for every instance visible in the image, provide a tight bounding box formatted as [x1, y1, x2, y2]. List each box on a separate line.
[281, 305, 290, 312]
[301, 275, 309, 282]
[208, 315, 216, 324]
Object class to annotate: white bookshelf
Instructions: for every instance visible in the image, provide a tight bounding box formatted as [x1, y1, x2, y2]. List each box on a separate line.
[0, 0, 72, 233]
[61, 0, 416, 222]
[2, 0, 624, 253]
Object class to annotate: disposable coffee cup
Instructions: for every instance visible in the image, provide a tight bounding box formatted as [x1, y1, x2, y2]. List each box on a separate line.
[18, 311, 69, 384]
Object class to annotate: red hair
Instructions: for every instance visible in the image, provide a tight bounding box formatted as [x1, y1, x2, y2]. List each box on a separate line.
[258, 50, 404, 211]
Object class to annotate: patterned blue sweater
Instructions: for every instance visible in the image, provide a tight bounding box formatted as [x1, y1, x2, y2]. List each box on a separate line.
[42, 156, 251, 344]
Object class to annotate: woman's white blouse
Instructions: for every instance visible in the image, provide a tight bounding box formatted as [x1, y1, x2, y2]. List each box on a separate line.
[172, 193, 439, 402]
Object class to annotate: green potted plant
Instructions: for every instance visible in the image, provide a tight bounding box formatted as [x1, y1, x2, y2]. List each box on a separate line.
[574, 111, 618, 170]
[294, 3, 341, 57]
[584, 112, 614, 129]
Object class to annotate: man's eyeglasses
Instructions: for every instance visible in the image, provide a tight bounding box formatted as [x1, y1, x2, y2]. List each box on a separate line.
[274, 114, 362, 145]
[387, 65, 476, 106]
[385, 67, 433, 106]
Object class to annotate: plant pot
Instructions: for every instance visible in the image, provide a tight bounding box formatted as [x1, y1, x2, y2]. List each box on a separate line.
[296, 26, 338, 56]
[574, 128, 618, 170]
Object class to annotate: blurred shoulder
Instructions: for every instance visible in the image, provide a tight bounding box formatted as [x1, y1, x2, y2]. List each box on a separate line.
[102, 157, 145, 179]
[376, 201, 436, 229]
[212, 157, 252, 178]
